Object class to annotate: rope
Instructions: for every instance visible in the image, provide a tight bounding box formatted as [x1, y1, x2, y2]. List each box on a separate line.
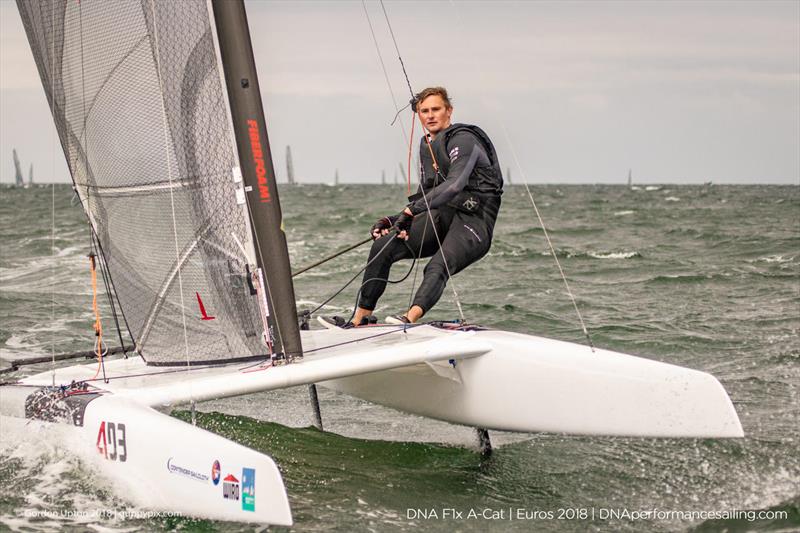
[361, 0, 408, 143]
[366, 1, 467, 324]
[347, 239, 418, 325]
[440, 0, 595, 350]
[379, 1, 414, 98]
[500, 126, 594, 350]
[78, 2, 109, 382]
[412, 111, 467, 323]
[150, 0, 196, 415]
[89, 254, 105, 380]
[89, 231, 131, 359]
[50, 0, 56, 387]
[292, 237, 371, 278]
[404, 205, 430, 316]
[304, 235, 415, 319]
[406, 111, 415, 194]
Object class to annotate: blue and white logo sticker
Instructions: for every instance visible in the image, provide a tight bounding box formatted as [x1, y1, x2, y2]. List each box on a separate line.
[242, 468, 255, 512]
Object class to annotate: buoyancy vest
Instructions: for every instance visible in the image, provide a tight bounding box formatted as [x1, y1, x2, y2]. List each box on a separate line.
[417, 123, 503, 218]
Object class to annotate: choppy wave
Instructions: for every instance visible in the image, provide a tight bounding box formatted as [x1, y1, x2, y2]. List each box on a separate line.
[752, 254, 796, 264]
[543, 249, 643, 260]
[1, 184, 799, 532]
[587, 251, 642, 260]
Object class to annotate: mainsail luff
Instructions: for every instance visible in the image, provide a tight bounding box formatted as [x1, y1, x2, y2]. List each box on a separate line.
[211, 0, 303, 360]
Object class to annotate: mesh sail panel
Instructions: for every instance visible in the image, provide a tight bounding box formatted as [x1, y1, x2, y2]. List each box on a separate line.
[18, 0, 268, 364]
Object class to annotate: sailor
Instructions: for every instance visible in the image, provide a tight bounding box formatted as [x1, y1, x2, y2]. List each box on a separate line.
[327, 86, 503, 327]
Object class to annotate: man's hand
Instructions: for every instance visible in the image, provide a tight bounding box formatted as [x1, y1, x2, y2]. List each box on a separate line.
[394, 210, 414, 240]
[371, 215, 397, 240]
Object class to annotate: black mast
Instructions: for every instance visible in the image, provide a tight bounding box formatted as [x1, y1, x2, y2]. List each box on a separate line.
[211, 0, 302, 361]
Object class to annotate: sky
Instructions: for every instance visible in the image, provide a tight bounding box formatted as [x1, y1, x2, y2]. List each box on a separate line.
[0, 0, 798, 185]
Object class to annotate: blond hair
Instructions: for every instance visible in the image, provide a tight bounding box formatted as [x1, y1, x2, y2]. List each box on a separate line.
[414, 87, 452, 109]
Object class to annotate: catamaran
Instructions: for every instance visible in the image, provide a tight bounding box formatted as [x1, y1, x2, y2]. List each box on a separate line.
[1, 0, 742, 526]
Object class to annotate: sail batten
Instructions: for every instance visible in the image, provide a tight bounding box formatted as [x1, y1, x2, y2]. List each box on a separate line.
[18, 0, 284, 365]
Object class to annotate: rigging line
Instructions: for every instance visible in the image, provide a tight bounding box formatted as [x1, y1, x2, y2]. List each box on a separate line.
[292, 237, 372, 278]
[447, 0, 593, 349]
[406, 110, 415, 194]
[88, 253, 105, 381]
[361, 0, 408, 143]
[305, 234, 399, 317]
[78, 0, 110, 380]
[404, 205, 431, 316]
[500, 125, 595, 351]
[50, 0, 55, 387]
[302, 325, 422, 354]
[90, 228, 130, 358]
[149, 0, 195, 383]
[413, 115, 466, 323]
[51, 182, 56, 385]
[374, 1, 466, 323]
[379, 0, 414, 98]
[348, 239, 419, 325]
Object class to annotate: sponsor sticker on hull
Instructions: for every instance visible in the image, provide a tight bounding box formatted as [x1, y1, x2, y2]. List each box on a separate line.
[212, 460, 221, 486]
[223, 474, 240, 502]
[242, 468, 255, 512]
[166, 457, 210, 483]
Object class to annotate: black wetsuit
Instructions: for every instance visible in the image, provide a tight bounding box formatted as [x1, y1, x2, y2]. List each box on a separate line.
[358, 123, 503, 314]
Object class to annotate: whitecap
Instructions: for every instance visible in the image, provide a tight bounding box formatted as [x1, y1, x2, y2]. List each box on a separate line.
[588, 251, 640, 259]
[756, 255, 795, 264]
[664, 197, 680, 202]
[614, 210, 635, 216]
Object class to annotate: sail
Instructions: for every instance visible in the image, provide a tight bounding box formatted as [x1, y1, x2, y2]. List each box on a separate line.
[285, 145, 295, 185]
[18, 0, 298, 365]
[13, 149, 23, 186]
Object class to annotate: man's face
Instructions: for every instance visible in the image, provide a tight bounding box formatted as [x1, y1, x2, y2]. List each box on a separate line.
[417, 95, 452, 135]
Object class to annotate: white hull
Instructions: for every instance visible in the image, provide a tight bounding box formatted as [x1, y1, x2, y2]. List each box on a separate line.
[1, 323, 743, 525]
[0, 393, 292, 525]
[11, 325, 742, 438]
[319, 327, 743, 438]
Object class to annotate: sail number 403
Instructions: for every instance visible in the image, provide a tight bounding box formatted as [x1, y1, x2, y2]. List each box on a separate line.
[96, 421, 127, 462]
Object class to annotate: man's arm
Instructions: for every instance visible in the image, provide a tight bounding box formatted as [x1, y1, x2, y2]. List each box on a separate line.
[407, 131, 490, 215]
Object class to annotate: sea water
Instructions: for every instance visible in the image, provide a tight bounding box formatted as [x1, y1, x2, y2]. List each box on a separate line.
[0, 183, 798, 532]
